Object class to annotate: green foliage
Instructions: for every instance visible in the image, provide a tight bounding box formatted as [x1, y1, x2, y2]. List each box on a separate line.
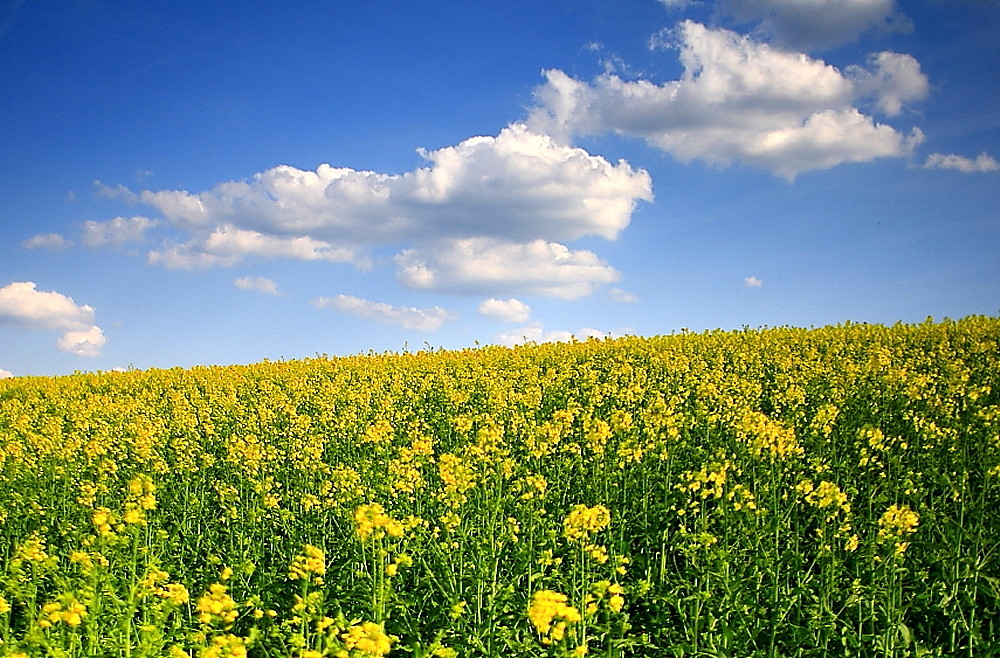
[1, 316, 998, 656]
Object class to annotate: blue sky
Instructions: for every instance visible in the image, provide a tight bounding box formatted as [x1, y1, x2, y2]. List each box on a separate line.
[1, 0, 998, 377]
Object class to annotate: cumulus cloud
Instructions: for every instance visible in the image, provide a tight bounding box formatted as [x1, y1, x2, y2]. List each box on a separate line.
[126, 125, 651, 246]
[395, 238, 621, 299]
[529, 21, 926, 179]
[0, 368, 13, 379]
[57, 326, 106, 357]
[0, 281, 106, 356]
[311, 294, 454, 331]
[847, 52, 929, 116]
[99, 124, 649, 299]
[82, 215, 158, 247]
[146, 225, 358, 270]
[478, 298, 531, 323]
[23, 233, 72, 250]
[744, 276, 764, 287]
[234, 276, 280, 295]
[722, 0, 910, 51]
[497, 322, 606, 346]
[922, 152, 1000, 173]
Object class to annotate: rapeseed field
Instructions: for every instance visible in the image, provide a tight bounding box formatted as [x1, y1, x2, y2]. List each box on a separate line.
[0, 317, 997, 656]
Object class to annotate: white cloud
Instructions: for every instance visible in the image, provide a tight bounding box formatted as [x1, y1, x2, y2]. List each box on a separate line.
[744, 276, 764, 287]
[23, 233, 72, 250]
[147, 226, 357, 269]
[0, 281, 105, 356]
[101, 124, 650, 300]
[478, 298, 531, 323]
[922, 152, 1000, 173]
[847, 52, 929, 116]
[130, 124, 650, 247]
[0, 368, 13, 379]
[56, 326, 107, 357]
[395, 238, 621, 299]
[82, 215, 158, 247]
[311, 294, 454, 331]
[497, 322, 606, 346]
[529, 21, 926, 179]
[657, 0, 699, 8]
[722, 0, 910, 51]
[608, 287, 640, 303]
[234, 276, 280, 295]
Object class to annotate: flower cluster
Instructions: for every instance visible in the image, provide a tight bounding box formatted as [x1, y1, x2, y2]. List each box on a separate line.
[339, 621, 394, 657]
[289, 544, 326, 584]
[196, 583, 239, 626]
[353, 503, 404, 541]
[197, 633, 247, 658]
[563, 504, 612, 562]
[736, 411, 803, 460]
[38, 598, 87, 628]
[140, 566, 190, 605]
[527, 590, 582, 646]
[878, 504, 920, 555]
[563, 504, 611, 542]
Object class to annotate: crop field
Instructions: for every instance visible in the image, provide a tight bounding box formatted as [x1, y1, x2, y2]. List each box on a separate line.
[0, 316, 998, 657]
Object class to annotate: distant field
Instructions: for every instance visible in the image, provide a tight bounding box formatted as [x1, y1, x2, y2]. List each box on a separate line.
[1, 317, 998, 657]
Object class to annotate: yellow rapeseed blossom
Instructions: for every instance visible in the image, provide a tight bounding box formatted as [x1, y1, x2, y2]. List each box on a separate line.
[736, 411, 803, 460]
[289, 544, 326, 583]
[527, 590, 582, 645]
[196, 583, 238, 626]
[14, 532, 49, 564]
[39, 598, 87, 627]
[878, 504, 920, 554]
[805, 480, 851, 515]
[354, 503, 404, 541]
[563, 504, 611, 542]
[197, 633, 247, 658]
[437, 453, 476, 506]
[340, 621, 394, 657]
[92, 507, 116, 536]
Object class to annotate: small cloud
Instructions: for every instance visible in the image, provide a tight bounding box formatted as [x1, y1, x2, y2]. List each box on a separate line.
[0, 368, 13, 379]
[82, 216, 158, 247]
[147, 226, 356, 270]
[234, 276, 280, 295]
[744, 276, 764, 287]
[657, 0, 698, 8]
[0, 281, 106, 356]
[922, 152, 1000, 173]
[395, 238, 620, 300]
[497, 322, 605, 346]
[56, 326, 107, 357]
[23, 233, 72, 251]
[312, 294, 454, 331]
[478, 298, 531, 323]
[608, 287, 639, 303]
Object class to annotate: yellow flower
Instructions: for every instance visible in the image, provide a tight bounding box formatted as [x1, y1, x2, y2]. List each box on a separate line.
[341, 621, 394, 657]
[527, 590, 582, 645]
[878, 504, 919, 554]
[197, 633, 246, 658]
[354, 503, 404, 541]
[196, 583, 238, 626]
[563, 504, 611, 542]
